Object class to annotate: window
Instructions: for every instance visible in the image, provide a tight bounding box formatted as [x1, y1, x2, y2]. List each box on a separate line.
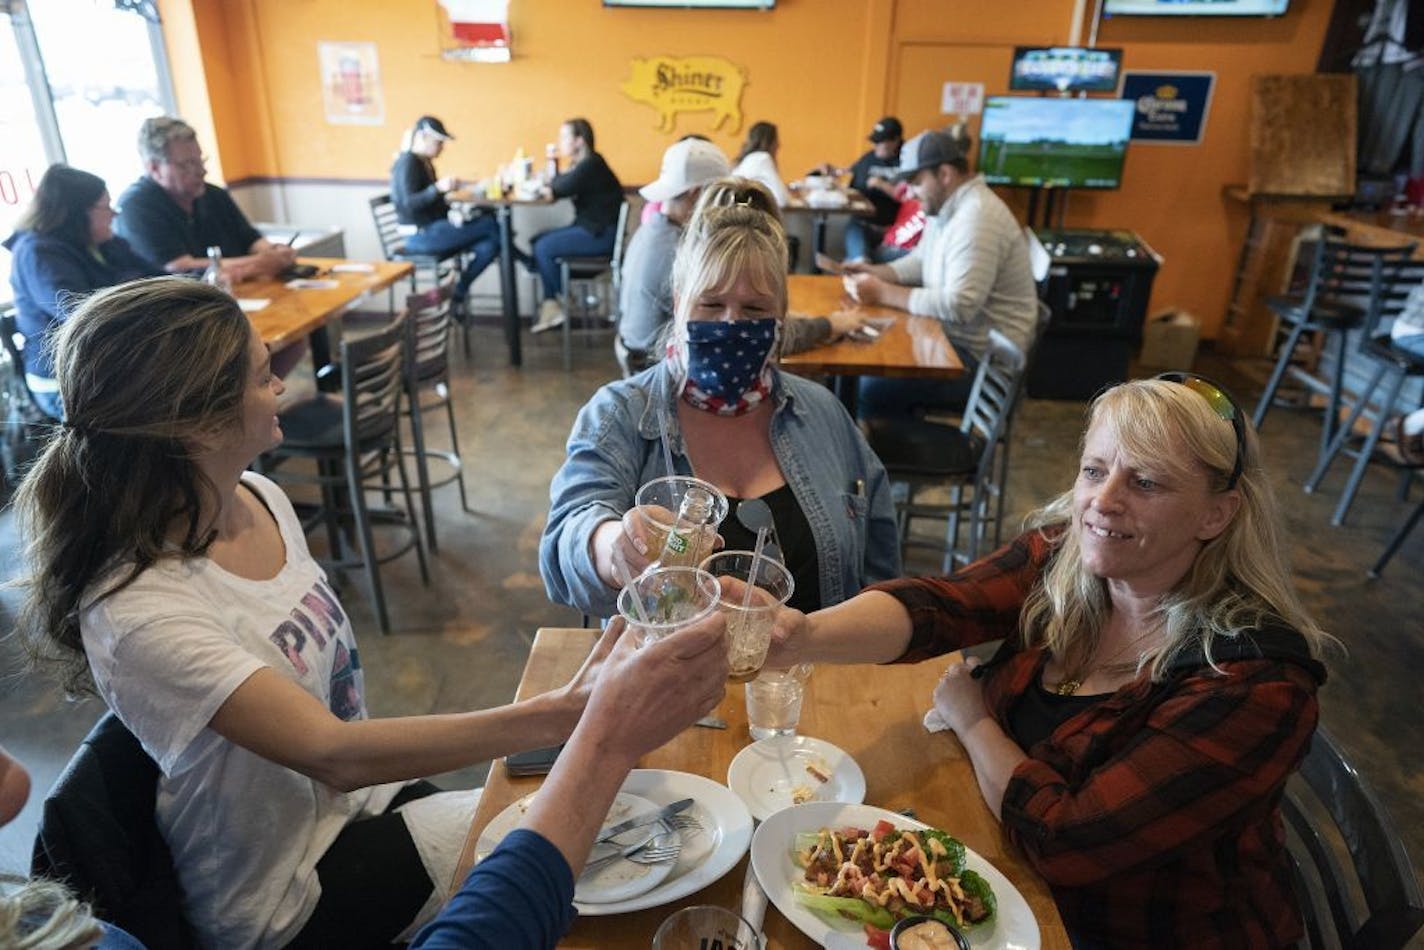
[0, 0, 174, 295]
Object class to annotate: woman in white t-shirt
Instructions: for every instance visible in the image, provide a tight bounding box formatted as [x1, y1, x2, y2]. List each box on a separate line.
[12, 277, 731, 949]
[731, 121, 792, 208]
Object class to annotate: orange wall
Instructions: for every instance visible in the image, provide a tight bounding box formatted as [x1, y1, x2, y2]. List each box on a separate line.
[176, 0, 1333, 339]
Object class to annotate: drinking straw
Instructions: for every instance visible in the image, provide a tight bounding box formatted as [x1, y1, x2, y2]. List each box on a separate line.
[658, 405, 677, 479]
[742, 527, 769, 612]
[612, 548, 651, 625]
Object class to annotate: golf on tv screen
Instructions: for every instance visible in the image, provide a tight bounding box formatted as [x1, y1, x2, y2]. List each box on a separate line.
[978, 96, 1136, 190]
[1104, 0, 1287, 14]
[1010, 47, 1122, 93]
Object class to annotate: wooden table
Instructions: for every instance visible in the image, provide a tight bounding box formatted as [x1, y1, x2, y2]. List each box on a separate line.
[450, 192, 555, 368]
[783, 189, 875, 270]
[235, 257, 413, 360]
[781, 274, 964, 412]
[452, 628, 1070, 949]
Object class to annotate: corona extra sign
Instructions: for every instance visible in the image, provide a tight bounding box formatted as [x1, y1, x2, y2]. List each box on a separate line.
[620, 55, 747, 132]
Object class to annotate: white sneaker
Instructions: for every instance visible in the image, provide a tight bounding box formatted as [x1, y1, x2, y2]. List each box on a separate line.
[531, 299, 566, 334]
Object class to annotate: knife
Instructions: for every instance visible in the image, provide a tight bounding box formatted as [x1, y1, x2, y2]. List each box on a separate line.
[593, 797, 694, 845]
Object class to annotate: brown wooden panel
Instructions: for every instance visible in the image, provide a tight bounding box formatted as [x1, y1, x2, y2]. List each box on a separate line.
[1248, 74, 1357, 198]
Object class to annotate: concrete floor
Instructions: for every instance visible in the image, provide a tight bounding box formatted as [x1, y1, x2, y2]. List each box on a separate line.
[2, 323, 1421, 910]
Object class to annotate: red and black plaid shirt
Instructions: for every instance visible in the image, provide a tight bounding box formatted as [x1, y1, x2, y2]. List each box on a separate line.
[875, 530, 1326, 949]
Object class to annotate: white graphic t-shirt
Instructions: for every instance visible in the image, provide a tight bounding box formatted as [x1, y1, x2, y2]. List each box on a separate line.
[81, 472, 404, 948]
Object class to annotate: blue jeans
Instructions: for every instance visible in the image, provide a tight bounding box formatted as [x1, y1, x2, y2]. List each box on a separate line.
[856, 342, 980, 421]
[530, 224, 615, 300]
[843, 220, 912, 264]
[403, 216, 501, 300]
[31, 387, 63, 420]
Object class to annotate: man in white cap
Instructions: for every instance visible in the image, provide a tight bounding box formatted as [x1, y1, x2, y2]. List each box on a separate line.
[844, 128, 1038, 418]
[616, 137, 731, 369]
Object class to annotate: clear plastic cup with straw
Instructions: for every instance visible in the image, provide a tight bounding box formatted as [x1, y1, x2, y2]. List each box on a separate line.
[616, 564, 721, 649]
[700, 537, 794, 684]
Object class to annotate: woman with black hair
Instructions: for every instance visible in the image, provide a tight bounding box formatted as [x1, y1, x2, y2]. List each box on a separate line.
[2, 164, 160, 417]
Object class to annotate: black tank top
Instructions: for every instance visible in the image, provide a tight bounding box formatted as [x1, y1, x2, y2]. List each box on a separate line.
[720, 484, 822, 613]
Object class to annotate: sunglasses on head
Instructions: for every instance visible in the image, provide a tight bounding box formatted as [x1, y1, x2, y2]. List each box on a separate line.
[735, 497, 784, 564]
[1154, 372, 1246, 490]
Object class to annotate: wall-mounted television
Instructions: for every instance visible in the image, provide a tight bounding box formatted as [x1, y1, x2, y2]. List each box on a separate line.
[1010, 47, 1122, 93]
[604, 0, 772, 6]
[1104, 0, 1287, 15]
[978, 96, 1136, 190]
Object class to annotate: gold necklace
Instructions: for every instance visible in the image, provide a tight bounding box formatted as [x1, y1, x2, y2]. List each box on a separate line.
[1051, 635, 1153, 696]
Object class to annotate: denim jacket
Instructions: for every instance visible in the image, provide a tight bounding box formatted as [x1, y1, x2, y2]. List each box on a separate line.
[540, 364, 901, 618]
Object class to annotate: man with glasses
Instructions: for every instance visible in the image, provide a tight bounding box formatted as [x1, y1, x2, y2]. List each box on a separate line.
[115, 116, 297, 284]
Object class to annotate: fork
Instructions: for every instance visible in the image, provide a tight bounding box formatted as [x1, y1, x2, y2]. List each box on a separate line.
[665, 813, 703, 835]
[583, 833, 682, 874]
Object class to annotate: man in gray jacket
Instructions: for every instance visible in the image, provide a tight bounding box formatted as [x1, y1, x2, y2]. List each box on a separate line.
[844, 129, 1039, 418]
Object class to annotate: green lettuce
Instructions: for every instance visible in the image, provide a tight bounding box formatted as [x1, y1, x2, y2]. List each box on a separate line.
[793, 887, 897, 930]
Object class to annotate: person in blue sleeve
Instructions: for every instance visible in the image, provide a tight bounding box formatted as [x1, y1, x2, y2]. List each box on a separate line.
[3, 163, 162, 418]
[540, 177, 901, 621]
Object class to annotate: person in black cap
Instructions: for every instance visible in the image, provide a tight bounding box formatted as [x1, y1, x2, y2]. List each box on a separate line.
[389, 115, 502, 316]
[843, 127, 1039, 420]
[816, 116, 907, 263]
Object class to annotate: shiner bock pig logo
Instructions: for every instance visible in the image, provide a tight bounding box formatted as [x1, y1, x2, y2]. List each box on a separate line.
[621, 55, 748, 132]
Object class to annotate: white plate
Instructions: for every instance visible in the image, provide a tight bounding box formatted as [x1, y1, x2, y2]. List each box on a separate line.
[749, 802, 1040, 950]
[475, 769, 753, 916]
[726, 736, 867, 821]
[480, 791, 679, 904]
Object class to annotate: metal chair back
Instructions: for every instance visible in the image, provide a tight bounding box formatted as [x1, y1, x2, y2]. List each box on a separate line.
[1297, 239, 1416, 321]
[342, 312, 406, 451]
[1281, 727, 1424, 949]
[368, 193, 410, 260]
[405, 280, 457, 384]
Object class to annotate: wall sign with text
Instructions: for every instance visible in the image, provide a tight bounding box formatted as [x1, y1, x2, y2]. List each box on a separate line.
[621, 55, 748, 132]
[1121, 71, 1215, 145]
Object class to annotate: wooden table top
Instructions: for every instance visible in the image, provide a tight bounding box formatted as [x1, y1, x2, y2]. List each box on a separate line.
[780, 275, 964, 380]
[234, 258, 413, 349]
[452, 628, 1069, 949]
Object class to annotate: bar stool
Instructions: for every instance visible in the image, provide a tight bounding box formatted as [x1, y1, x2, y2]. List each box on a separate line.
[264, 313, 428, 634]
[1251, 239, 1416, 472]
[1303, 260, 1424, 525]
[401, 282, 472, 553]
[557, 200, 631, 371]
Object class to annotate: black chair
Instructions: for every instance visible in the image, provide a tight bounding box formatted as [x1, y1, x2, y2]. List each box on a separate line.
[31, 713, 196, 950]
[1302, 260, 1424, 526]
[558, 199, 631, 371]
[264, 313, 428, 633]
[1, 308, 58, 489]
[865, 330, 1028, 574]
[368, 192, 461, 294]
[1280, 727, 1424, 949]
[1251, 238, 1416, 470]
[401, 282, 472, 553]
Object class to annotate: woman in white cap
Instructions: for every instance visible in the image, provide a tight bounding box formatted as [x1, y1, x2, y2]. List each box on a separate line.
[389, 115, 502, 317]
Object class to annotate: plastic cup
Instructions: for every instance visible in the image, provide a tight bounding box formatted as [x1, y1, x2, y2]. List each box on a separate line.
[746, 664, 813, 741]
[616, 566, 720, 648]
[651, 905, 760, 950]
[700, 550, 794, 684]
[635, 475, 729, 569]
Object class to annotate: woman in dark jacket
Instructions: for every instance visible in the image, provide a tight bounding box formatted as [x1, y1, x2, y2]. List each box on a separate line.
[3, 164, 160, 418]
[529, 117, 624, 333]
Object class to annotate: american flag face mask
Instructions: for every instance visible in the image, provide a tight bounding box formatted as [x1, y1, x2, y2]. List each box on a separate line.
[671, 317, 780, 417]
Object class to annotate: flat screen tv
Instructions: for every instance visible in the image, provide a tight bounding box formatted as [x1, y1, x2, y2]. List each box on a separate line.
[1010, 47, 1122, 93]
[1104, 0, 1287, 14]
[604, 0, 772, 6]
[977, 96, 1136, 190]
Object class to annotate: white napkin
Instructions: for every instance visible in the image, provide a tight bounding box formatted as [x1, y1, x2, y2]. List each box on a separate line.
[923, 707, 949, 733]
[236, 298, 270, 312]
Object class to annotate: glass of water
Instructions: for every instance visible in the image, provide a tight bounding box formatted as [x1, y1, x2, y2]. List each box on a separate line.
[745, 664, 813, 740]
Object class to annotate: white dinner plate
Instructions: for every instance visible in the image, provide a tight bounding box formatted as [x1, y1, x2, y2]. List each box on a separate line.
[749, 801, 1041, 950]
[479, 791, 680, 904]
[475, 769, 753, 916]
[726, 736, 867, 821]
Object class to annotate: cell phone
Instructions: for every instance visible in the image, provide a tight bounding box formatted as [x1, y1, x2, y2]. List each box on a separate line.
[504, 743, 564, 776]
